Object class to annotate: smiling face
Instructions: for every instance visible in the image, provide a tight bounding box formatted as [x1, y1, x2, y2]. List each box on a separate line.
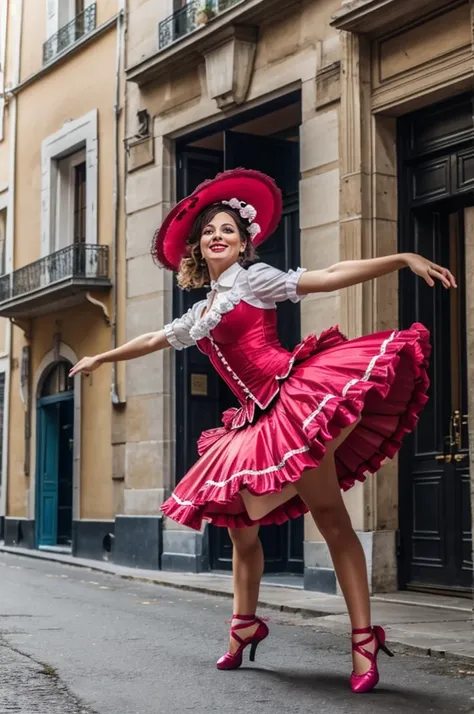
[200, 211, 246, 279]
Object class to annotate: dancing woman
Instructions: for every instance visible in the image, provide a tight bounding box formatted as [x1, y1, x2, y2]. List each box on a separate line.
[70, 169, 456, 693]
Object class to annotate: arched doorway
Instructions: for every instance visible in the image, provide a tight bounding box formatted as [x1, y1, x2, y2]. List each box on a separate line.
[36, 360, 74, 548]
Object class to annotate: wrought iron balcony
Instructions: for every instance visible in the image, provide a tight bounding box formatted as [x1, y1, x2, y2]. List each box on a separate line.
[0, 244, 111, 318]
[159, 0, 242, 50]
[43, 4, 97, 64]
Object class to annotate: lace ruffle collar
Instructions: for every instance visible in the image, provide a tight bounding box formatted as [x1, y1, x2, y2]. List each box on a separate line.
[189, 289, 241, 341]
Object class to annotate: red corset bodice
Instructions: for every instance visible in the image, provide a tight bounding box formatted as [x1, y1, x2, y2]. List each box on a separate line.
[197, 301, 318, 428]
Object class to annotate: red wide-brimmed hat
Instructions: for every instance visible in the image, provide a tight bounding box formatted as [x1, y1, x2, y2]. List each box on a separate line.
[152, 168, 282, 271]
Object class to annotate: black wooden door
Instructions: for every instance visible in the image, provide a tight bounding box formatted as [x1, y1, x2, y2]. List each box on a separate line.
[399, 206, 472, 591]
[175, 130, 304, 574]
[209, 130, 303, 573]
[174, 148, 224, 486]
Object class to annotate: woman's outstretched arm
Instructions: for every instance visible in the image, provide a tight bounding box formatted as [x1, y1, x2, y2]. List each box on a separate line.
[69, 330, 170, 377]
[297, 253, 457, 295]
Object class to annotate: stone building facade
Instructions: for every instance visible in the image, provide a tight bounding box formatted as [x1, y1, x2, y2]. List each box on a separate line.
[2, 0, 472, 597]
[123, 0, 473, 595]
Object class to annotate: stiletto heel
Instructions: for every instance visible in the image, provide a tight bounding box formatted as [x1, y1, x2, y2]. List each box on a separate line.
[350, 626, 394, 694]
[216, 614, 269, 671]
[379, 641, 394, 657]
[249, 641, 258, 662]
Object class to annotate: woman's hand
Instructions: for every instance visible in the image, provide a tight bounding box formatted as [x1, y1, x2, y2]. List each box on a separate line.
[405, 253, 457, 289]
[69, 355, 103, 378]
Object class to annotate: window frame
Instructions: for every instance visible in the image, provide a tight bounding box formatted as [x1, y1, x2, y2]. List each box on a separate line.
[41, 109, 98, 257]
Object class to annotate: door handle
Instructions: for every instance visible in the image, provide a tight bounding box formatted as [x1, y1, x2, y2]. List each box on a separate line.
[435, 454, 452, 463]
[453, 453, 468, 463]
[453, 411, 462, 449]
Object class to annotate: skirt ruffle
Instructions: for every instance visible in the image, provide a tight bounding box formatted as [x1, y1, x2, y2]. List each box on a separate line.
[161, 323, 431, 530]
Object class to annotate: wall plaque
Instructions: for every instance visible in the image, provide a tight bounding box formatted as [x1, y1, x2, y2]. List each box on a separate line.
[191, 373, 208, 397]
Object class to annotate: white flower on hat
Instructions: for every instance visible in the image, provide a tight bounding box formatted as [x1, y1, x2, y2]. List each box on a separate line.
[240, 204, 257, 222]
[223, 198, 243, 211]
[247, 222, 261, 238]
[222, 198, 258, 228]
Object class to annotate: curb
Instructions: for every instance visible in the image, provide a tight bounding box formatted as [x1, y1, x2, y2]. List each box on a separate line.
[1, 545, 473, 667]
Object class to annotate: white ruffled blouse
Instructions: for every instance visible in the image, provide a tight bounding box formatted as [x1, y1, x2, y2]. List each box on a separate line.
[164, 262, 307, 350]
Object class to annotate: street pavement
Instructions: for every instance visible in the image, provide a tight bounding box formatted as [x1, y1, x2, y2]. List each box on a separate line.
[0, 551, 473, 714]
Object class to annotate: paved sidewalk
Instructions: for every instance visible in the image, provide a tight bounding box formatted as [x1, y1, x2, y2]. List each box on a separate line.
[1, 543, 473, 666]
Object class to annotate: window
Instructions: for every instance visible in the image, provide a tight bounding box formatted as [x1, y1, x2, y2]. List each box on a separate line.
[41, 109, 98, 258]
[73, 161, 87, 244]
[44, 1, 97, 64]
[41, 361, 74, 397]
[73, 160, 87, 274]
[47, 0, 94, 35]
[54, 149, 87, 251]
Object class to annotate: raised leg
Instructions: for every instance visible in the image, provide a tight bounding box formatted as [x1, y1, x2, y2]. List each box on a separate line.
[294, 425, 376, 675]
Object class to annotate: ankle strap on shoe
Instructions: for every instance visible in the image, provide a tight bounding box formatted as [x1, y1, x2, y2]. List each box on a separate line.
[232, 614, 256, 621]
[352, 627, 372, 635]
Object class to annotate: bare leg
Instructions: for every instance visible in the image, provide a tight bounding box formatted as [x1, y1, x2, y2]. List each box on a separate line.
[226, 525, 263, 653]
[294, 428, 375, 675]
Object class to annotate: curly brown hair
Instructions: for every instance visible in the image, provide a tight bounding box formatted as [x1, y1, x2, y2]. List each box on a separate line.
[177, 203, 258, 290]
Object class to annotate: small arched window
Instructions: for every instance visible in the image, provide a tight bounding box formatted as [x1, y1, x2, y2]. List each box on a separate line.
[41, 360, 74, 397]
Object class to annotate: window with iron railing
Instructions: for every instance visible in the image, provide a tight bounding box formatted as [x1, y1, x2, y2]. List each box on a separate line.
[43, 2, 97, 64]
[0, 244, 110, 305]
[159, 0, 242, 51]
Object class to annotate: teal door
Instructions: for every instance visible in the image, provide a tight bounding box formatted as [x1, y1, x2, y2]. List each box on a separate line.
[37, 401, 60, 546]
[36, 390, 74, 547]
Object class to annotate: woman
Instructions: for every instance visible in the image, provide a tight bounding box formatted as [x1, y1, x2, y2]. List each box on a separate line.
[70, 169, 456, 693]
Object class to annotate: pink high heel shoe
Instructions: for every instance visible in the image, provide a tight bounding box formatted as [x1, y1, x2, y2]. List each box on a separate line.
[350, 626, 394, 693]
[216, 614, 269, 670]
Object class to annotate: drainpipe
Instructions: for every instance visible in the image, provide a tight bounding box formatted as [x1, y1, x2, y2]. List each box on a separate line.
[111, 6, 125, 406]
[1, 0, 24, 524]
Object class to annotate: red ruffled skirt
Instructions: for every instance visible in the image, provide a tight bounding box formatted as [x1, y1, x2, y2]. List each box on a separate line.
[161, 324, 430, 530]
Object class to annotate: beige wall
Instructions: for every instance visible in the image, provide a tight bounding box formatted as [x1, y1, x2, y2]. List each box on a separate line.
[127, 0, 172, 69]
[15, 29, 118, 269]
[20, 0, 119, 82]
[7, 11, 125, 522]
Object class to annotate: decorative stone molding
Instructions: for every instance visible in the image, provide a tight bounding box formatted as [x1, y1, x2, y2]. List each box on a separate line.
[127, 136, 155, 172]
[315, 61, 341, 109]
[203, 26, 257, 110]
[126, 0, 300, 86]
[331, 0, 455, 34]
[370, 2, 473, 115]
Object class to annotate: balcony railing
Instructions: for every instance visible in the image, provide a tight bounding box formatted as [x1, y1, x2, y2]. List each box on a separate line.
[158, 0, 242, 50]
[0, 244, 110, 312]
[43, 4, 97, 64]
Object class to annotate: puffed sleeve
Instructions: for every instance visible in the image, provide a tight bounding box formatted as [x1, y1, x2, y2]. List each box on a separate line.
[164, 301, 203, 350]
[246, 262, 307, 304]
